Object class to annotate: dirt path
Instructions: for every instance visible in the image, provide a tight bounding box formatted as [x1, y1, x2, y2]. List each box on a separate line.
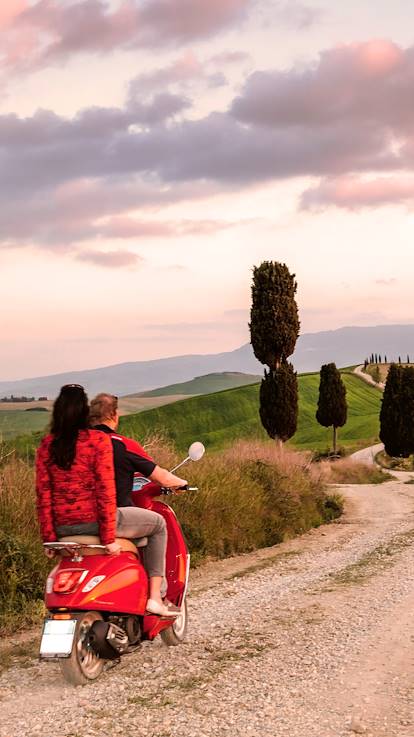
[2, 479, 414, 737]
[353, 365, 385, 390]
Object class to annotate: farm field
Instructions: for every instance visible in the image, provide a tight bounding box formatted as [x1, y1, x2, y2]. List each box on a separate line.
[120, 371, 382, 453]
[0, 395, 193, 439]
[0, 410, 51, 440]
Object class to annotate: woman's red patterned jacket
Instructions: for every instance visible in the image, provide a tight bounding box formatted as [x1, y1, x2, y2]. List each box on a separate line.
[35, 429, 117, 545]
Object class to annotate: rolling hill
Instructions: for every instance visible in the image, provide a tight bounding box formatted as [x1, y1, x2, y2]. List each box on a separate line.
[119, 371, 382, 454]
[133, 372, 262, 398]
[1, 323, 414, 398]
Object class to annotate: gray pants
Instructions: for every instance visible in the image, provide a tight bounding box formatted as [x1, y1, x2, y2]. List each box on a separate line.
[116, 507, 167, 579]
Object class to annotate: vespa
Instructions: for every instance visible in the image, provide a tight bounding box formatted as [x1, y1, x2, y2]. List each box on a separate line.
[39, 441, 205, 685]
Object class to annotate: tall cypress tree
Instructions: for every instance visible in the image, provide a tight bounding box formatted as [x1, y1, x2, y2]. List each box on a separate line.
[259, 363, 298, 441]
[380, 363, 404, 456]
[250, 261, 300, 443]
[398, 367, 414, 457]
[316, 363, 348, 454]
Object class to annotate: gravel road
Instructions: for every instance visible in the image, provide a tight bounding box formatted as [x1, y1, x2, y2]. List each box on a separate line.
[2, 478, 414, 737]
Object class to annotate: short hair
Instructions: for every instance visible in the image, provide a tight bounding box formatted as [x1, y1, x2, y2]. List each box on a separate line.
[89, 393, 118, 425]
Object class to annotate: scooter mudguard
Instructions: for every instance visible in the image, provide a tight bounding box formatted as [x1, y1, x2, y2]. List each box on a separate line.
[45, 552, 148, 615]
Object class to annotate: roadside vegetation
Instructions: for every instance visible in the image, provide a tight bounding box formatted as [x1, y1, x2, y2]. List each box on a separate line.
[322, 458, 392, 485]
[0, 437, 342, 634]
[376, 450, 414, 472]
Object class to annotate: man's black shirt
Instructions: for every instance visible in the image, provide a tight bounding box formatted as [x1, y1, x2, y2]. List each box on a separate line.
[94, 424, 156, 507]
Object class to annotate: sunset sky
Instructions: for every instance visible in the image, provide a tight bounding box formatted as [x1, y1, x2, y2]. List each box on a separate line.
[2, 0, 414, 380]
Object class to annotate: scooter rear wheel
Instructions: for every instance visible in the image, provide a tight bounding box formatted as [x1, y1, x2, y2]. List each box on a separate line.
[60, 611, 105, 686]
[160, 599, 188, 646]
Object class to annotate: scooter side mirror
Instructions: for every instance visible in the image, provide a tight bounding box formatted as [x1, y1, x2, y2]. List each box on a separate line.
[188, 442, 205, 462]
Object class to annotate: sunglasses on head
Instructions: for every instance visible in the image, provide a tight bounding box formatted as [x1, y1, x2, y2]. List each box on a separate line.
[61, 384, 84, 391]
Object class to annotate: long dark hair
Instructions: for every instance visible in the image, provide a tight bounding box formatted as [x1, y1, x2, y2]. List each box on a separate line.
[50, 385, 89, 469]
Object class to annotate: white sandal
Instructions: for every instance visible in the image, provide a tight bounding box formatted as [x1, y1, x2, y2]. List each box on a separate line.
[145, 598, 180, 618]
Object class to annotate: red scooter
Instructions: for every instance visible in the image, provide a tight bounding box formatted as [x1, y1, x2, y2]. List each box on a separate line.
[39, 441, 205, 685]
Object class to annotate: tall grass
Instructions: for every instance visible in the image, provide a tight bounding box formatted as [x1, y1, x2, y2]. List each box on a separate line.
[321, 458, 392, 484]
[0, 459, 49, 632]
[0, 438, 342, 633]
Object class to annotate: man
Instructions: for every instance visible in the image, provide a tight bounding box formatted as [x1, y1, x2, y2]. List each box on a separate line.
[89, 393, 187, 617]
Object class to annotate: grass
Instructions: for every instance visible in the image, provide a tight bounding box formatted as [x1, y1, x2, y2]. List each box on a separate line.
[0, 438, 341, 633]
[3, 368, 383, 459]
[0, 410, 50, 440]
[118, 371, 382, 454]
[365, 362, 414, 384]
[0, 459, 50, 632]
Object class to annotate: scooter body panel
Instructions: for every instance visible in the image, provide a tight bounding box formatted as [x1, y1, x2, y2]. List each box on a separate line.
[45, 552, 148, 615]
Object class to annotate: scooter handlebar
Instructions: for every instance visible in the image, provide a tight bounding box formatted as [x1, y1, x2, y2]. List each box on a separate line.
[160, 485, 198, 495]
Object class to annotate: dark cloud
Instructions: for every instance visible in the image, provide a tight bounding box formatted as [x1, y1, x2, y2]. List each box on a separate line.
[3, 39, 414, 256]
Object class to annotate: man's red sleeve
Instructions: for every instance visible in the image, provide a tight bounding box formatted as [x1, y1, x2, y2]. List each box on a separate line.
[92, 432, 117, 545]
[123, 437, 154, 463]
[35, 437, 56, 542]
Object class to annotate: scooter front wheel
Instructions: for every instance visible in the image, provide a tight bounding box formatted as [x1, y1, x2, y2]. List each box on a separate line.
[160, 599, 188, 646]
[60, 611, 105, 686]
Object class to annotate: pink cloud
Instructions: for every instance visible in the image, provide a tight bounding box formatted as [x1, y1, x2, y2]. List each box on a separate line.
[76, 249, 143, 269]
[1, 0, 251, 71]
[231, 40, 408, 128]
[301, 176, 414, 210]
[0, 0, 26, 29]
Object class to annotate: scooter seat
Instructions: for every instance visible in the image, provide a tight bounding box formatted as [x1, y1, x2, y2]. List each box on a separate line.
[58, 535, 148, 555]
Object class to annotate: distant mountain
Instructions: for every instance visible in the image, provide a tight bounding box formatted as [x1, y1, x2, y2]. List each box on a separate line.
[1, 324, 414, 398]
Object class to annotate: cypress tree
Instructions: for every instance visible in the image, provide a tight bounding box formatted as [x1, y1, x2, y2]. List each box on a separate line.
[316, 363, 348, 454]
[250, 261, 300, 443]
[385, 354, 387, 364]
[380, 363, 404, 457]
[399, 367, 414, 457]
[250, 261, 299, 368]
[259, 363, 298, 441]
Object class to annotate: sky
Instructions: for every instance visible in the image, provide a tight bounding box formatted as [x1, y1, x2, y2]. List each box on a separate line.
[1, 0, 414, 380]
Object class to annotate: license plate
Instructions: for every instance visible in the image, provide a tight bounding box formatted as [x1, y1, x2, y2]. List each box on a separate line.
[40, 619, 76, 658]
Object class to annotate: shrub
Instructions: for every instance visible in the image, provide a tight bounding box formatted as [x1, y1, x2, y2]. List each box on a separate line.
[173, 440, 339, 560]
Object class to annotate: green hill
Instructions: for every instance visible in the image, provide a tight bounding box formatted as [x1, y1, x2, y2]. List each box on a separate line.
[119, 371, 382, 453]
[129, 372, 262, 398]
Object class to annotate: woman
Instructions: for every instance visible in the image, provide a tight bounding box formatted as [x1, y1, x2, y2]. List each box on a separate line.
[35, 384, 185, 617]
